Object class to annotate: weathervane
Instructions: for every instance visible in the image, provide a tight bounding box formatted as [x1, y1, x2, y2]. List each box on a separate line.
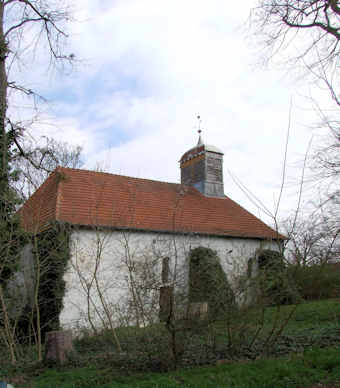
[197, 114, 203, 146]
[197, 115, 202, 133]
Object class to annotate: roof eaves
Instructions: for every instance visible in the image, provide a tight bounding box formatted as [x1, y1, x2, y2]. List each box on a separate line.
[68, 223, 284, 240]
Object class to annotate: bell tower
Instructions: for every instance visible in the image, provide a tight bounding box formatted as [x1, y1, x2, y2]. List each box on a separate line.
[180, 121, 224, 198]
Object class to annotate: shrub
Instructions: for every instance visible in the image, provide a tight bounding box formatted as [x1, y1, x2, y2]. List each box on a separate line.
[288, 263, 340, 300]
[257, 250, 299, 306]
[188, 247, 236, 319]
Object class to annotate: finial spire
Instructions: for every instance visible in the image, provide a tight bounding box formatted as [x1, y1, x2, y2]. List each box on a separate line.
[197, 115, 203, 146]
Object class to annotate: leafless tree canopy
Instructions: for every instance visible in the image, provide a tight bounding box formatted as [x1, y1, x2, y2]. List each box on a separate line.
[0, 0, 75, 176]
[5, 0, 73, 70]
[253, 1, 340, 60]
[12, 136, 83, 200]
[252, 0, 340, 104]
[313, 118, 340, 180]
[0, 0, 78, 198]
[1, 0, 74, 132]
[284, 210, 339, 266]
[251, 1, 340, 266]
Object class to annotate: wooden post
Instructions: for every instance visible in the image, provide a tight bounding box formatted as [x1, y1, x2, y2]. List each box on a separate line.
[161, 257, 170, 284]
[44, 330, 74, 364]
[159, 285, 173, 322]
[159, 257, 173, 322]
[188, 302, 208, 320]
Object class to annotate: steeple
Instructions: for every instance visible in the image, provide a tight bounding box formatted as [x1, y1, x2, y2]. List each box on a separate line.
[180, 121, 224, 198]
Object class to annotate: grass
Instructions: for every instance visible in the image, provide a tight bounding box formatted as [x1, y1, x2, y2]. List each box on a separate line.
[236, 299, 340, 332]
[2, 299, 340, 387]
[9, 347, 340, 387]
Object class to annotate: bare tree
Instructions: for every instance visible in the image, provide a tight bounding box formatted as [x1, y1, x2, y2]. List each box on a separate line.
[12, 136, 83, 200]
[251, 0, 340, 104]
[0, 0, 74, 222]
[250, 2, 340, 275]
[310, 110, 340, 195]
[283, 205, 339, 266]
[0, 1, 74, 362]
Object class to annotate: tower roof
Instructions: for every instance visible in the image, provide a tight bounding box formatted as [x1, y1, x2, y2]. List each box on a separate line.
[180, 142, 223, 164]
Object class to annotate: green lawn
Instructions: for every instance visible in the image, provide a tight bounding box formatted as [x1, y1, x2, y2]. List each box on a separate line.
[13, 347, 340, 387]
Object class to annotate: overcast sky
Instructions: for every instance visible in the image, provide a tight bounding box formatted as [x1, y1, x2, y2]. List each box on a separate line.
[11, 0, 334, 226]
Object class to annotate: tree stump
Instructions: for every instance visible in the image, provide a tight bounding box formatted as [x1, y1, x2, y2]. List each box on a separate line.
[44, 330, 74, 364]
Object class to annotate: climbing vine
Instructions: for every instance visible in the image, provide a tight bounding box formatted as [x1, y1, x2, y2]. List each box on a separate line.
[188, 246, 235, 319]
[17, 222, 71, 342]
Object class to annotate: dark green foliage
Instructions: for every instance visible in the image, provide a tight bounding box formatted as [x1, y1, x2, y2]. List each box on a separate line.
[189, 247, 235, 319]
[34, 223, 70, 337]
[17, 223, 71, 342]
[257, 249, 285, 272]
[0, 214, 26, 284]
[0, 122, 22, 212]
[0, 165, 26, 287]
[0, 123, 24, 285]
[288, 263, 340, 300]
[257, 249, 298, 306]
[15, 303, 34, 343]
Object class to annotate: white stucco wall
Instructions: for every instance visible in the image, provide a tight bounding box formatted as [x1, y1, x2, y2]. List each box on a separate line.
[59, 228, 279, 330]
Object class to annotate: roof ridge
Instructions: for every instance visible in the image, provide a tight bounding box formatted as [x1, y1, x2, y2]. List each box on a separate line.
[57, 166, 181, 187]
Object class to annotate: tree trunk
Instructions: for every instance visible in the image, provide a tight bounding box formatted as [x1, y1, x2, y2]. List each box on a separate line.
[159, 285, 173, 322]
[33, 236, 42, 361]
[44, 330, 74, 364]
[0, 0, 8, 207]
[0, 284, 16, 364]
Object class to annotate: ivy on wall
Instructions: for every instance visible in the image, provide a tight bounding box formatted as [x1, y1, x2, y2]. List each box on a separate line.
[188, 246, 235, 319]
[17, 222, 71, 341]
[0, 214, 27, 287]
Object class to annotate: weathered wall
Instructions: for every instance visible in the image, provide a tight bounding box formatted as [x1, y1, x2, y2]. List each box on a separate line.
[59, 228, 278, 330]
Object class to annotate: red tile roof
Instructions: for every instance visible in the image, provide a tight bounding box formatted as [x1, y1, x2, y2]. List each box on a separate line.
[19, 167, 283, 239]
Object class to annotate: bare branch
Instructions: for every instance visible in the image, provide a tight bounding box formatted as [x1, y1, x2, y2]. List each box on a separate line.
[8, 81, 46, 101]
[274, 98, 292, 220]
[251, 0, 340, 89]
[16, 0, 69, 36]
[5, 16, 44, 38]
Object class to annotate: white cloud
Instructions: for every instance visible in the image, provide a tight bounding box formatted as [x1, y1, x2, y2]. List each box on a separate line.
[9, 0, 332, 227]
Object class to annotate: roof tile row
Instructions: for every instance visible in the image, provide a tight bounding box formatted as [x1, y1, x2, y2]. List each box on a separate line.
[19, 167, 282, 240]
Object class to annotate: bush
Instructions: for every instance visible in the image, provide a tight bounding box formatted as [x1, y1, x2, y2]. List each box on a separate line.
[189, 247, 236, 319]
[288, 264, 340, 300]
[257, 250, 299, 306]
